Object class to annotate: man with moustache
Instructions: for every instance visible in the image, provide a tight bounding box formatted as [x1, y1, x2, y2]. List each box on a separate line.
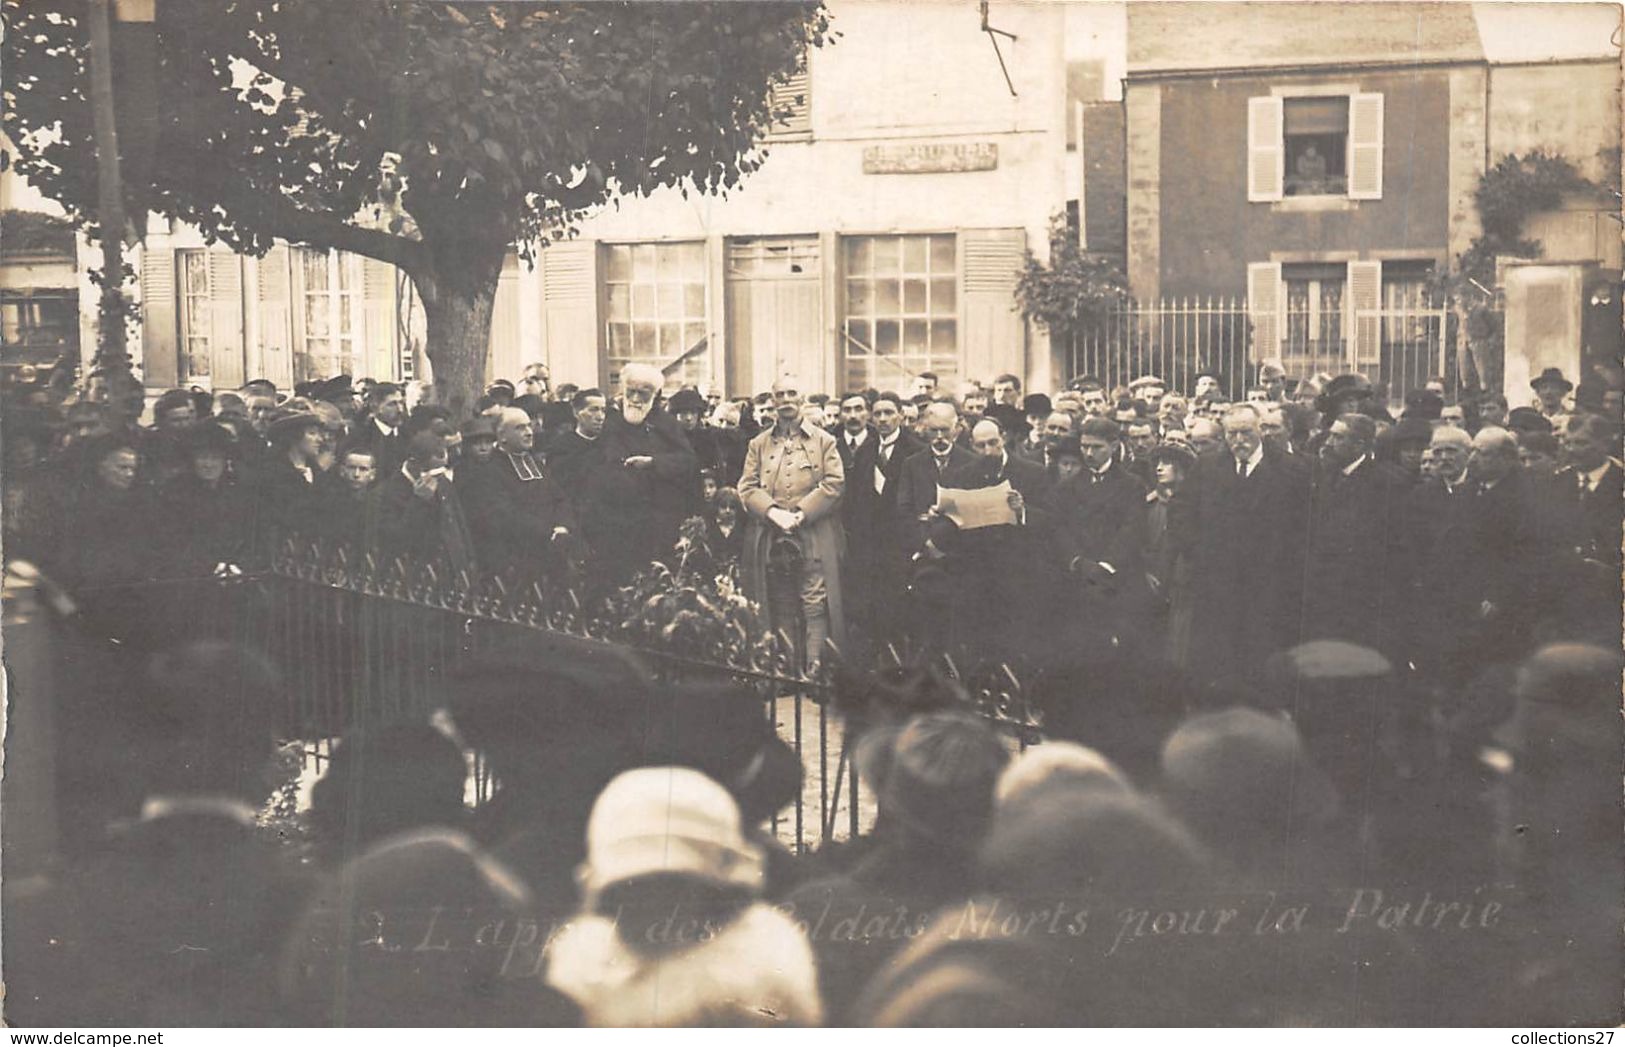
[738, 377, 847, 671]
[834, 393, 882, 653]
[895, 402, 977, 655]
[860, 393, 926, 652]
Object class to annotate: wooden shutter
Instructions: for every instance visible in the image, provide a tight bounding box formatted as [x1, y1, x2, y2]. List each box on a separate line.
[1345, 260, 1383, 364]
[1247, 262, 1284, 360]
[767, 68, 811, 139]
[541, 239, 600, 387]
[487, 253, 521, 384]
[1347, 93, 1384, 200]
[139, 247, 178, 387]
[1247, 96, 1284, 203]
[361, 255, 397, 381]
[960, 228, 1026, 382]
[255, 245, 293, 389]
[207, 250, 245, 389]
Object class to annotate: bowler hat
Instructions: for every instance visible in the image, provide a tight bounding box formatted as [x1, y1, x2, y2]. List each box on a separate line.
[1315, 373, 1373, 416]
[666, 388, 707, 415]
[1021, 393, 1053, 417]
[1505, 407, 1554, 434]
[1530, 367, 1573, 393]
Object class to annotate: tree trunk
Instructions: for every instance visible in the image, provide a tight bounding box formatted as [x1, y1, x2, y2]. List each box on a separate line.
[419, 268, 499, 419]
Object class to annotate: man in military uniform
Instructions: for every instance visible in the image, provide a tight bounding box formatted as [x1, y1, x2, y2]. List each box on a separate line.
[738, 377, 846, 671]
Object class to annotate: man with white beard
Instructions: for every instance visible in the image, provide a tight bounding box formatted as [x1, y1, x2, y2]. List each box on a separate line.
[585, 363, 699, 580]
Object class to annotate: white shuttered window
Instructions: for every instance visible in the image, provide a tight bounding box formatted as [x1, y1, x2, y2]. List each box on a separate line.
[1247, 261, 1285, 359]
[1347, 93, 1385, 200]
[1247, 97, 1285, 202]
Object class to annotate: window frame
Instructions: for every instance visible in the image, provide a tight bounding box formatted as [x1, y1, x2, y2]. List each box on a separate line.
[294, 246, 362, 382]
[840, 232, 960, 392]
[176, 248, 213, 382]
[601, 239, 712, 391]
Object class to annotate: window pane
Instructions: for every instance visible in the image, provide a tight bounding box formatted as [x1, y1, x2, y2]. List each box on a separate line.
[684, 323, 707, 357]
[337, 256, 356, 290]
[845, 238, 871, 276]
[872, 237, 900, 274]
[683, 283, 706, 318]
[677, 241, 705, 274]
[339, 294, 353, 335]
[657, 283, 682, 318]
[903, 319, 928, 353]
[931, 277, 956, 311]
[902, 237, 928, 273]
[607, 285, 631, 321]
[306, 298, 329, 338]
[877, 279, 900, 314]
[632, 243, 657, 275]
[633, 323, 656, 356]
[903, 279, 928, 313]
[607, 246, 632, 282]
[184, 251, 209, 291]
[930, 319, 956, 352]
[930, 235, 955, 273]
[847, 280, 872, 317]
[875, 320, 899, 355]
[608, 322, 633, 356]
[303, 251, 329, 290]
[659, 322, 682, 356]
[847, 320, 871, 351]
[632, 284, 656, 320]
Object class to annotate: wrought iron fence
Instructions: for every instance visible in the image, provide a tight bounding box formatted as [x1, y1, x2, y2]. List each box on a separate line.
[1068, 296, 1457, 402]
[200, 538, 1045, 853]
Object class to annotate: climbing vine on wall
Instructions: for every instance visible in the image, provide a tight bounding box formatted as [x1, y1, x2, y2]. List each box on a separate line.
[1016, 211, 1131, 339]
[1434, 150, 1606, 391]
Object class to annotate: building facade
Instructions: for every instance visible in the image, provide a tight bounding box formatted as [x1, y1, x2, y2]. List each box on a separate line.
[1117, 1, 1621, 390]
[110, 0, 1071, 398]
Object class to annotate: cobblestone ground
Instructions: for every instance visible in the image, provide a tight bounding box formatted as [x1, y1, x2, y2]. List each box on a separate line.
[767, 694, 877, 852]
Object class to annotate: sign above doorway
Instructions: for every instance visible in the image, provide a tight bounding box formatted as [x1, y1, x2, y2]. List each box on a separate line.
[862, 142, 998, 175]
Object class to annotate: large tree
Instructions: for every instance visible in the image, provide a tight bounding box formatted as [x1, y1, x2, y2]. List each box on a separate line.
[4, 0, 828, 412]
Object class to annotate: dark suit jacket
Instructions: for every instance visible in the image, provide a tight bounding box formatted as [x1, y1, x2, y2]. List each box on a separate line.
[459, 452, 578, 579]
[1556, 461, 1623, 567]
[1187, 445, 1313, 678]
[895, 444, 978, 556]
[1302, 457, 1410, 651]
[371, 470, 477, 573]
[1047, 460, 1147, 576]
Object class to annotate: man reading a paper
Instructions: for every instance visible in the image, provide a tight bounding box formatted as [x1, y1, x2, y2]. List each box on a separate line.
[927, 418, 1054, 663]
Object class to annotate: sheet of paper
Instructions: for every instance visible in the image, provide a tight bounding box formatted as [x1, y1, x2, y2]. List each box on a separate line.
[936, 481, 1017, 530]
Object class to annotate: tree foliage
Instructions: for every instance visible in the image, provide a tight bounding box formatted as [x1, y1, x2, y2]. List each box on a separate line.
[1014, 212, 1130, 338]
[3, 0, 829, 408]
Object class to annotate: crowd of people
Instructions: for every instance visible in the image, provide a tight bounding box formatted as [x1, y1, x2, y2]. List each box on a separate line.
[2, 353, 1620, 1027]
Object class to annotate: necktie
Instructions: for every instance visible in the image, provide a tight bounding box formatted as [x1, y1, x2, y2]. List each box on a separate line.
[876, 441, 892, 495]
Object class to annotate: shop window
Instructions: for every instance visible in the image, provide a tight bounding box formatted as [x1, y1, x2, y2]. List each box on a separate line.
[604, 241, 709, 389]
[843, 234, 957, 390]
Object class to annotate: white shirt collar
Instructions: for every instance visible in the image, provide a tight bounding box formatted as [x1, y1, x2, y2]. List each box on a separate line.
[374, 416, 397, 437]
[1341, 454, 1368, 477]
[879, 429, 900, 448]
[1242, 443, 1265, 472]
[1584, 460, 1613, 488]
[846, 428, 869, 448]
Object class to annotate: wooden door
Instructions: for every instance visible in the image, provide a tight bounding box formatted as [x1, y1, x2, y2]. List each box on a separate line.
[726, 237, 822, 395]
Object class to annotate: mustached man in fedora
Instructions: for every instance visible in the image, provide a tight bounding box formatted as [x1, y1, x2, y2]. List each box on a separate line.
[1530, 367, 1574, 430]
